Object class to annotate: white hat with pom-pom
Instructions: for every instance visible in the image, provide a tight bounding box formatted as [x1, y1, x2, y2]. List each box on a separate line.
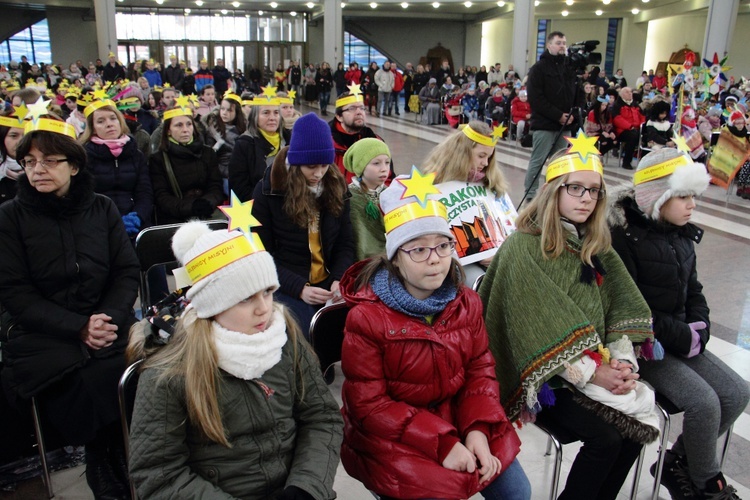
[171, 220, 279, 318]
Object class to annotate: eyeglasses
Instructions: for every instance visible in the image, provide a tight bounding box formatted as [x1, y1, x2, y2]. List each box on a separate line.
[20, 158, 69, 170]
[342, 105, 366, 114]
[561, 183, 606, 200]
[399, 241, 456, 262]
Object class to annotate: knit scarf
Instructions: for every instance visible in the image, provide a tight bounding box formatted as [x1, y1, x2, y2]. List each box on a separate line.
[91, 135, 130, 158]
[370, 267, 456, 318]
[168, 136, 194, 146]
[211, 309, 287, 380]
[260, 129, 280, 157]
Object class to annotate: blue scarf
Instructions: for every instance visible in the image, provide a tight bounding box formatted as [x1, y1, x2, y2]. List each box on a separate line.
[370, 267, 457, 318]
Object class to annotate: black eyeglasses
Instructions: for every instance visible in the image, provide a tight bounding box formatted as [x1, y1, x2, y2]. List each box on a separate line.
[399, 241, 456, 262]
[20, 158, 69, 170]
[342, 105, 366, 114]
[561, 183, 606, 200]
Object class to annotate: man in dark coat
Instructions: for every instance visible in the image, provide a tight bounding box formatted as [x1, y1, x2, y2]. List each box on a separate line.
[102, 52, 126, 83]
[212, 58, 232, 97]
[163, 54, 185, 92]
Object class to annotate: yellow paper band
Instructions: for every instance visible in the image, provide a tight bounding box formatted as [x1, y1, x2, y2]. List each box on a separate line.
[163, 106, 193, 121]
[633, 155, 692, 185]
[462, 125, 497, 147]
[84, 99, 117, 118]
[546, 154, 604, 182]
[335, 94, 364, 108]
[185, 233, 266, 285]
[383, 200, 448, 234]
[242, 100, 254, 106]
[248, 98, 281, 106]
[278, 97, 293, 105]
[223, 93, 242, 106]
[0, 116, 26, 129]
[24, 118, 77, 140]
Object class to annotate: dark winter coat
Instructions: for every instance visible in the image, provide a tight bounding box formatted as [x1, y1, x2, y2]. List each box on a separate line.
[85, 137, 153, 225]
[102, 62, 126, 83]
[228, 133, 281, 202]
[0, 171, 139, 400]
[0, 177, 16, 205]
[149, 140, 224, 224]
[317, 69, 333, 92]
[163, 64, 185, 91]
[339, 260, 521, 499]
[251, 152, 354, 299]
[609, 190, 710, 355]
[527, 50, 580, 131]
[212, 66, 232, 96]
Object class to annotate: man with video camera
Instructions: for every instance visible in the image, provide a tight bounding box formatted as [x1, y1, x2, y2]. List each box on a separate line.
[524, 31, 583, 202]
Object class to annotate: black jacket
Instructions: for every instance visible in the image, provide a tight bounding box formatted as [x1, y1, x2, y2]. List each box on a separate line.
[0, 177, 16, 206]
[527, 50, 580, 131]
[212, 66, 232, 96]
[0, 171, 139, 399]
[86, 137, 153, 225]
[163, 64, 185, 91]
[149, 140, 224, 224]
[228, 133, 280, 202]
[251, 152, 354, 299]
[102, 62, 126, 83]
[609, 191, 710, 355]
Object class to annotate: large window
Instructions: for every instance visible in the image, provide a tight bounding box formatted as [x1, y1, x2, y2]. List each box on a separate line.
[0, 19, 51, 65]
[343, 32, 387, 68]
[605, 18, 620, 76]
[535, 19, 549, 62]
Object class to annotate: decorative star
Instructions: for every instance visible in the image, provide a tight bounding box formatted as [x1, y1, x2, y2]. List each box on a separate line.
[26, 97, 51, 121]
[287, 90, 297, 101]
[13, 102, 29, 121]
[673, 134, 690, 154]
[397, 166, 440, 207]
[565, 129, 600, 162]
[493, 124, 506, 141]
[219, 191, 262, 235]
[347, 82, 362, 96]
[175, 95, 191, 109]
[261, 86, 278, 99]
[92, 88, 109, 100]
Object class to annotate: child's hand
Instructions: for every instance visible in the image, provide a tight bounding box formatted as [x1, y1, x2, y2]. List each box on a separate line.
[465, 430, 502, 484]
[590, 359, 638, 395]
[300, 286, 333, 305]
[442, 442, 476, 473]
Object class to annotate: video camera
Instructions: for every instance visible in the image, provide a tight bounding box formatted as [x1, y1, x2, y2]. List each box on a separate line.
[568, 40, 602, 71]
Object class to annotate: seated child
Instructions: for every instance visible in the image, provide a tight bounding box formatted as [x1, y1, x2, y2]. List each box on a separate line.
[644, 100, 675, 149]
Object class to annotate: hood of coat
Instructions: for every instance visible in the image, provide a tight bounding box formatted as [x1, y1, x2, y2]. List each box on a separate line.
[16, 167, 96, 217]
[340, 259, 379, 306]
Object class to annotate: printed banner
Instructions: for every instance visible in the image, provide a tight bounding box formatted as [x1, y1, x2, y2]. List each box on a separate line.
[436, 181, 518, 266]
[707, 129, 750, 190]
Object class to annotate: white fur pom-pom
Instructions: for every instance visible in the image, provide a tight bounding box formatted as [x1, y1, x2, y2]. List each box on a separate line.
[171, 220, 212, 264]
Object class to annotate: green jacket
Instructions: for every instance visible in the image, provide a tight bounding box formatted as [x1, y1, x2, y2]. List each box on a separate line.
[128, 335, 343, 500]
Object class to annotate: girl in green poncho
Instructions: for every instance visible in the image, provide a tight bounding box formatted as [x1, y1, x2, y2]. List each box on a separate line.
[479, 142, 659, 500]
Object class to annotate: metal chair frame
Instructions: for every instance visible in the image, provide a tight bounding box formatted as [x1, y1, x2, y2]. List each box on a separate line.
[30, 396, 54, 498]
[118, 359, 145, 500]
[308, 301, 349, 377]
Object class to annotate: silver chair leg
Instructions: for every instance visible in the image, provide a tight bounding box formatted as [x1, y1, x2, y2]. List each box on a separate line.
[630, 444, 646, 500]
[652, 404, 671, 500]
[548, 433, 564, 500]
[719, 424, 734, 470]
[31, 397, 54, 498]
[545, 435, 553, 456]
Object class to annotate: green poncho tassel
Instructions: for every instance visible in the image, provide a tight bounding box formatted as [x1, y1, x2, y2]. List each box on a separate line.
[365, 199, 380, 220]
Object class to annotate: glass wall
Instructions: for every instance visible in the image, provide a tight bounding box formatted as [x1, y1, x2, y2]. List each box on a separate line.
[343, 32, 388, 68]
[0, 19, 52, 65]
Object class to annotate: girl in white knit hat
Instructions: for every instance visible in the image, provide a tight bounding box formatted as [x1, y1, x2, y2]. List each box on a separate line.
[609, 147, 749, 499]
[127, 221, 343, 500]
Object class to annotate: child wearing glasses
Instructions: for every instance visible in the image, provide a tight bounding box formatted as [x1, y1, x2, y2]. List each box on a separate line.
[338, 170, 529, 500]
[479, 142, 660, 500]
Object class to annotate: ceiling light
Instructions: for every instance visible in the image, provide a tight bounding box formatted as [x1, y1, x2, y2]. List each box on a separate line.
[214, 12, 220, 16]
[245, 13, 250, 17]
[290, 10, 297, 15]
[632, 8, 639, 14]
[340, 2, 345, 7]
[602, 0, 610, 4]
[534, 1, 540, 6]
[232, 1, 240, 6]
[561, 9, 568, 16]
[432, 1, 440, 7]
[401, 2, 408, 7]
[306, 2, 315, 7]
[369, 2, 377, 7]
[271, 14, 277, 18]
[497, 0, 505, 5]
[595, 9, 602, 15]
[221, 8, 228, 14]
[270, 1, 278, 7]
[184, 7, 191, 12]
[565, 0, 573, 5]
[117, 0, 123, 3]
[258, 9, 263, 14]
[195, 0, 203, 5]
[155, 0, 163, 4]
[150, 10, 155, 14]
[464, 1, 472, 7]
[642, 0, 650, 2]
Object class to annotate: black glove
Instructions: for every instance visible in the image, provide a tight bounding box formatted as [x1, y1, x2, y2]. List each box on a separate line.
[191, 198, 214, 218]
[278, 486, 315, 500]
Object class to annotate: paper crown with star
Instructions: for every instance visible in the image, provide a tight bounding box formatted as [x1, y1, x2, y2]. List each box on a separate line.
[461, 123, 505, 147]
[170, 195, 279, 318]
[222, 90, 242, 106]
[164, 95, 194, 121]
[21, 97, 77, 140]
[84, 98, 117, 118]
[545, 130, 603, 182]
[335, 83, 365, 108]
[247, 86, 281, 106]
[379, 166, 452, 259]
[0, 104, 29, 129]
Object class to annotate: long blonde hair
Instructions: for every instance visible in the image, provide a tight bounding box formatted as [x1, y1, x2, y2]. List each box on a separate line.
[422, 120, 508, 195]
[127, 303, 307, 447]
[515, 169, 611, 266]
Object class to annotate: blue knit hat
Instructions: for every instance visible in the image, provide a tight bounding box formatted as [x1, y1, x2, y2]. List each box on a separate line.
[287, 113, 335, 165]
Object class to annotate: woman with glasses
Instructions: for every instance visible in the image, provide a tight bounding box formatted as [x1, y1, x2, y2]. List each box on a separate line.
[338, 171, 529, 500]
[479, 146, 661, 500]
[0, 115, 140, 500]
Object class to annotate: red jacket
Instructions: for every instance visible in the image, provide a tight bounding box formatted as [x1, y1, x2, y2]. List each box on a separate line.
[392, 69, 404, 92]
[510, 97, 531, 124]
[339, 260, 521, 500]
[613, 102, 645, 136]
[652, 75, 667, 91]
[344, 68, 362, 85]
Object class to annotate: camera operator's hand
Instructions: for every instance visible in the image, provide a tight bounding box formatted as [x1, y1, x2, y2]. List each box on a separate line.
[559, 113, 573, 126]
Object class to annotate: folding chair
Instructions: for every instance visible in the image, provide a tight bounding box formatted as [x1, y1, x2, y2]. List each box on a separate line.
[30, 396, 54, 499]
[118, 359, 144, 500]
[308, 301, 349, 380]
[134, 221, 227, 315]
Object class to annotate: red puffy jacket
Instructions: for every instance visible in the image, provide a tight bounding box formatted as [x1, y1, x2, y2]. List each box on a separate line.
[510, 97, 531, 124]
[339, 260, 521, 500]
[613, 102, 645, 136]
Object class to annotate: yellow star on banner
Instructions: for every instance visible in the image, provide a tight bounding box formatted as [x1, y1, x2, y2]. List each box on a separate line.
[565, 129, 601, 162]
[174, 95, 191, 109]
[347, 82, 362, 96]
[26, 97, 51, 121]
[287, 90, 297, 101]
[397, 166, 440, 207]
[92, 88, 109, 100]
[673, 133, 690, 154]
[261, 86, 278, 99]
[219, 191, 262, 235]
[13, 102, 29, 121]
[493, 124, 506, 141]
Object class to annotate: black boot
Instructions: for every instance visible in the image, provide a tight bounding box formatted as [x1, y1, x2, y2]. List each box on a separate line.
[701, 472, 741, 499]
[650, 451, 699, 499]
[109, 443, 132, 499]
[85, 445, 129, 500]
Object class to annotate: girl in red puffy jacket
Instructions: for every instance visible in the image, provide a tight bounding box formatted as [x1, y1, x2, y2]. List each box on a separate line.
[339, 170, 530, 500]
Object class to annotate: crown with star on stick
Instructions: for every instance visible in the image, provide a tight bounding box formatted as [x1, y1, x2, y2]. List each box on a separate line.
[335, 83, 365, 109]
[247, 86, 281, 106]
[222, 90, 242, 106]
[22, 97, 77, 140]
[545, 129, 603, 182]
[0, 103, 29, 129]
[383, 166, 448, 234]
[461, 123, 505, 147]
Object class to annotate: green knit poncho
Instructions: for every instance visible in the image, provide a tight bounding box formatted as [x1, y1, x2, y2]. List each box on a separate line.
[478, 230, 653, 422]
[348, 184, 387, 261]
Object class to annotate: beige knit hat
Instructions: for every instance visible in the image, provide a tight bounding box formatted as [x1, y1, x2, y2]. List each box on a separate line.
[171, 221, 279, 318]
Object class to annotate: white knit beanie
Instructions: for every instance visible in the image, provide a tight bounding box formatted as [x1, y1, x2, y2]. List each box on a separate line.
[633, 148, 710, 220]
[380, 174, 452, 260]
[171, 221, 280, 318]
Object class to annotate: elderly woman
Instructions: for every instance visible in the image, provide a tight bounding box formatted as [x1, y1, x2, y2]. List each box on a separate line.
[81, 100, 153, 237]
[418, 77, 441, 125]
[0, 115, 140, 500]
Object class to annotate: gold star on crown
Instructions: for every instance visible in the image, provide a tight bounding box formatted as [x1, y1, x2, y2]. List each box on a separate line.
[261, 86, 278, 99]
[565, 129, 601, 162]
[287, 90, 297, 101]
[672, 133, 690, 153]
[26, 97, 51, 121]
[219, 192, 262, 235]
[348, 82, 362, 96]
[397, 166, 440, 207]
[493, 124, 506, 141]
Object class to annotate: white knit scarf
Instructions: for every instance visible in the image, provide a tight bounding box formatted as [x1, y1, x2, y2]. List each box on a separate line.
[212, 309, 288, 380]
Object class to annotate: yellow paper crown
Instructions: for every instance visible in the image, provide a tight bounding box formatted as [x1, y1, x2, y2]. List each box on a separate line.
[384, 200, 448, 234]
[0, 105, 27, 129]
[24, 118, 77, 140]
[335, 83, 364, 108]
[181, 232, 266, 286]
[223, 91, 242, 106]
[461, 124, 503, 147]
[633, 154, 693, 186]
[84, 99, 117, 118]
[163, 106, 193, 121]
[248, 96, 281, 106]
[546, 130, 603, 182]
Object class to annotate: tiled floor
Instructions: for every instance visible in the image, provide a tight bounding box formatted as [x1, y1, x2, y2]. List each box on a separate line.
[6, 106, 749, 499]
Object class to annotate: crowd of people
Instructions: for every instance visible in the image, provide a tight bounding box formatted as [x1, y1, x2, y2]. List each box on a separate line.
[0, 38, 748, 500]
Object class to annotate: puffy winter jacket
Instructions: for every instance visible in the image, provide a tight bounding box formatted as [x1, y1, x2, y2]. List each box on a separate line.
[612, 100, 645, 137]
[227, 133, 281, 202]
[527, 50, 580, 131]
[339, 260, 521, 500]
[510, 97, 531, 124]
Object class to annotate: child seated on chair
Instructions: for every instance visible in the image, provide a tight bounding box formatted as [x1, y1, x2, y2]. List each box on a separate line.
[339, 170, 530, 500]
[510, 89, 531, 139]
[643, 99, 675, 150]
[461, 83, 479, 122]
[127, 221, 343, 500]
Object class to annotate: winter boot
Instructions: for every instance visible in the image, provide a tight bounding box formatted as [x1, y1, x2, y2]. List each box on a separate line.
[650, 451, 699, 499]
